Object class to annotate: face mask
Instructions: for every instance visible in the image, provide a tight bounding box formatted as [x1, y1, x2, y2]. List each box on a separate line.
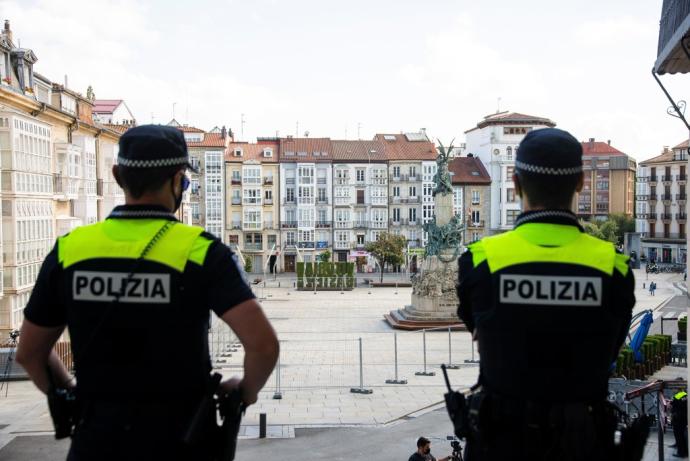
[424, 448, 430, 455]
[172, 174, 189, 212]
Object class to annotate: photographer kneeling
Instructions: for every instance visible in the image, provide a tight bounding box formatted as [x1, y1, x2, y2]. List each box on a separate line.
[409, 437, 451, 461]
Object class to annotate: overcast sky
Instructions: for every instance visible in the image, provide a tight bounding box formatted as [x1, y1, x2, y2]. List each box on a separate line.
[3, 0, 688, 161]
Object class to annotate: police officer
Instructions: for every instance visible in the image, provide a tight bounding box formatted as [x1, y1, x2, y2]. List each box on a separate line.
[15, 125, 279, 460]
[457, 128, 635, 461]
[671, 388, 688, 457]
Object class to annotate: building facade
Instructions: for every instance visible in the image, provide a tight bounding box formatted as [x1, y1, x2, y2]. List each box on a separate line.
[464, 111, 556, 233]
[636, 141, 688, 264]
[278, 138, 333, 271]
[0, 21, 125, 333]
[331, 140, 388, 271]
[225, 138, 280, 273]
[449, 155, 492, 244]
[169, 120, 230, 236]
[576, 139, 636, 220]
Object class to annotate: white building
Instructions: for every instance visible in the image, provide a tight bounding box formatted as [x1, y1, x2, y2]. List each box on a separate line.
[279, 137, 332, 271]
[636, 141, 688, 264]
[464, 111, 556, 233]
[331, 140, 388, 270]
[92, 100, 136, 126]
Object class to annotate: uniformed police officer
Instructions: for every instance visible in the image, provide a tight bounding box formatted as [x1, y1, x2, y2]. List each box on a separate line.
[15, 125, 279, 460]
[457, 128, 635, 461]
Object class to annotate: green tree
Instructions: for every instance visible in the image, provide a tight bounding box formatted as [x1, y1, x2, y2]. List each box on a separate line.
[581, 221, 605, 240]
[244, 255, 253, 273]
[365, 233, 407, 283]
[599, 220, 619, 243]
[608, 213, 635, 244]
[318, 249, 331, 263]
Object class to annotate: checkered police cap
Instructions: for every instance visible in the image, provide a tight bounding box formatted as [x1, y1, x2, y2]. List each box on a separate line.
[118, 125, 197, 172]
[515, 128, 583, 176]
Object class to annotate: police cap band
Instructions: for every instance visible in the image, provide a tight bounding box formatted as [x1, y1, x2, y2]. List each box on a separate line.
[117, 125, 198, 172]
[515, 127, 583, 176]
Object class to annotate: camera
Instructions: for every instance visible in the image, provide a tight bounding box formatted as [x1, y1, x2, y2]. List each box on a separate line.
[447, 437, 464, 461]
[8, 330, 19, 342]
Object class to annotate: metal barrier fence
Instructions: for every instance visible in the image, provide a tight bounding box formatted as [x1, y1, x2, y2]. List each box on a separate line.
[211, 325, 479, 396]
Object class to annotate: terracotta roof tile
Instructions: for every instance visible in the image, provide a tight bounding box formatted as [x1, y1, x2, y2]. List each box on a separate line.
[92, 99, 122, 113]
[449, 157, 491, 184]
[226, 141, 279, 163]
[331, 140, 387, 162]
[466, 111, 556, 132]
[374, 133, 437, 161]
[101, 123, 130, 134]
[580, 141, 625, 156]
[673, 139, 689, 149]
[279, 138, 332, 162]
[640, 149, 676, 165]
[177, 126, 206, 133]
[186, 132, 227, 148]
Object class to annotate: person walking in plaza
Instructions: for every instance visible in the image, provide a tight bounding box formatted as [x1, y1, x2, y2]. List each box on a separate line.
[456, 128, 635, 460]
[408, 437, 452, 461]
[651, 281, 657, 296]
[15, 125, 279, 461]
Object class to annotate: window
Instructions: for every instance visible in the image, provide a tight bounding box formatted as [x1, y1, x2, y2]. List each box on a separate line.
[507, 188, 516, 203]
[265, 189, 273, 201]
[393, 166, 401, 178]
[286, 188, 295, 202]
[191, 203, 200, 220]
[471, 190, 480, 205]
[191, 179, 199, 194]
[409, 186, 417, 198]
[318, 209, 327, 224]
[356, 169, 365, 182]
[357, 234, 365, 245]
[268, 235, 277, 247]
[506, 210, 519, 225]
[231, 170, 241, 182]
[471, 232, 479, 242]
[286, 232, 296, 245]
[409, 208, 417, 223]
[357, 190, 365, 204]
[393, 208, 401, 221]
[503, 127, 532, 135]
[242, 166, 261, 185]
[393, 186, 400, 197]
[318, 188, 327, 202]
[471, 210, 480, 224]
[243, 188, 261, 205]
[506, 166, 514, 180]
[409, 166, 417, 178]
[506, 146, 512, 159]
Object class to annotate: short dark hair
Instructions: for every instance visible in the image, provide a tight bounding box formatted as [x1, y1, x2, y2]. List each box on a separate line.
[114, 165, 183, 199]
[417, 437, 430, 448]
[515, 170, 581, 210]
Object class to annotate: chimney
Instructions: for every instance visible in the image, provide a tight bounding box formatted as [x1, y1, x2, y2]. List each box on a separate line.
[588, 138, 595, 143]
[3, 20, 11, 43]
[64, 75, 69, 88]
[607, 140, 611, 145]
[221, 125, 227, 139]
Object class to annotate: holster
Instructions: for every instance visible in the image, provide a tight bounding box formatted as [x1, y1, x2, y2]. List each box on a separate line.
[47, 385, 79, 440]
[445, 387, 486, 443]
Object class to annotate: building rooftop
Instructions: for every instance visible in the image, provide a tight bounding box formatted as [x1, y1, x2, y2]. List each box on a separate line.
[448, 156, 491, 185]
[226, 141, 279, 163]
[373, 133, 437, 161]
[92, 99, 122, 114]
[465, 111, 556, 133]
[278, 137, 332, 162]
[185, 132, 227, 148]
[101, 123, 130, 134]
[580, 139, 626, 156]
[331, 140, 387, 162]
[639, 144, 688, 165]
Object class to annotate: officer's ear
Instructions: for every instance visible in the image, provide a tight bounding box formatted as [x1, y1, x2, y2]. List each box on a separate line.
[575, 172, 584, 193]
[112, 165, 123, 188]
[513, 173, 522, 198]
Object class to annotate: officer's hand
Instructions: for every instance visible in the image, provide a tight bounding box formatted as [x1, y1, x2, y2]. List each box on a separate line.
[220, 377, 258, 406]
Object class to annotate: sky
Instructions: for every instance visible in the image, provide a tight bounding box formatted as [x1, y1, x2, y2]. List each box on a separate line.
[2, 0, 688, 161]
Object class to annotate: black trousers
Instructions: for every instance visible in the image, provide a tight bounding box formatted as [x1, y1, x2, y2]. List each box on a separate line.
[66, 400, 215, 461]
[673, 418, 688, 456]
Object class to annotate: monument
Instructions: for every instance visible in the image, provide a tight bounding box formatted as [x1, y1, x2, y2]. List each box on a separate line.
[385, 142, 467, 330]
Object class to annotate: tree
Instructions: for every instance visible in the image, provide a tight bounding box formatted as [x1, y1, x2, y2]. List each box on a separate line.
[365, 233, 407, 283]
[244, 255, 253, 273]
[581, 214, 633, 245]
[318, 249, 331, 263]
[608, 213, 635, 244]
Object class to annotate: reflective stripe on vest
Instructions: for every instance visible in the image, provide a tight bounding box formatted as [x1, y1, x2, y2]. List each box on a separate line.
[675, 391, 688, 400]
[58, 219, 210, 272]
[469, 223, 622, 276]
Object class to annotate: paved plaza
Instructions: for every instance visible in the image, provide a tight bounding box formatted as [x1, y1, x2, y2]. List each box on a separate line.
[0, 268, 686, 459]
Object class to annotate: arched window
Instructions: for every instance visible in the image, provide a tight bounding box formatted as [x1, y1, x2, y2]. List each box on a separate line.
[506, 146, 512, 159]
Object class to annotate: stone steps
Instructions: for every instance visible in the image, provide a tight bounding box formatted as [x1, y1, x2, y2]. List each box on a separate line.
[384, 309, 467, 331]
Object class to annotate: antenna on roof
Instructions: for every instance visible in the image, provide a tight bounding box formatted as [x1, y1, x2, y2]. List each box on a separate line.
[241, 113, 246, 141]
[357, 122, 361, 140]
[496, 97, 502, 113]
[296, 121, 299, 137]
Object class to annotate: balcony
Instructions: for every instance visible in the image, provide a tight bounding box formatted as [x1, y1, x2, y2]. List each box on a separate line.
[662, 213, 673, 222]
[635, 195, 649, 201]
[281, 221, 297, 228]
[648, 175, 658, 184]
[285, 178, 295, 185]
[231, 197, 241, 205]
[244, 243, 263, 251]
[647, 214, 658, 222]
[661, 194, 673, 204]
[335, 221, 352, 229]
[316, 221, 331, 228]
[53, 175, 80, 198]
[467, 220, 485, 228]
[335, 178, 350, 185]
[317, 177, 327, 185]
[662, 175, 673, 183]
[263, 177, 274, 185]
[316, 199, 329, 205]
[676, 213, 687, 222]
[282, 199, 296, 205]
[242, 222, 262, 231]
[642, 233, 687, 241]
[649, 195, 658, 204]
[231, 178, 241, 185]
[265, 198, 273, 205]
[677, 174, 687, 183]
[263, 221, 275, 230]
[353, 221, 367, 229]
[297, 242, 315, 249]
[677, 193, 687, 202]
[231, 221, 241, 230]
[334, 241, 351, 250]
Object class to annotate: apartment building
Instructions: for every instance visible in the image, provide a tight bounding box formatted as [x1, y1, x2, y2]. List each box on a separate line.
[576, 138, 636, 220]
[92, 99, 136, 126]
[169, 120, 230, 236]
[449, 155, 492, 244]
[278, 137, 332, 271]
[225, 138, 280, 273]
[465, 111, 556, 233]
[0, 21, 124, 332]
[636, 141, 688, 264]
[331, 140, 388, 270]
[375, 132, 437, 249]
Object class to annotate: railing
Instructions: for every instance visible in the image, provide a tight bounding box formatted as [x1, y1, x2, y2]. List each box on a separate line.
[353, 221, 367, 229]
[335, 221, 352, 229]
[467, 220, 485, 228]
[647, 214, 658, 221]
[662, 213, 673, 220]
[649, 195, 658, 201]
[244, 243, 263, 251]
[316, 199, 329, 205]
[316, 221, 331, 228]
[649, 175, 658, 182]
[677, 174, 687, 181]
[265, 198, 273, 205]
[676, 213, 687, 220]
[243, 222, 262, 231]
[231, 178, 241, 185]
[677, 193, 687, 200]
[297, 242, 315, 248]
[231, 221, 241, 229]
[662, 175, 673, 182]
[661, 194, 673, 201]
[263, 221, 275, 229]
[642, 232, 686, 239]
[231, 197, 241, 205]
[281, 221, 297, 228]
[333, 241, 352, 250]
[317, 178, 327, 185]
[391, 197, 420, 204]
[335, 178, 350, 185]
[263, 177, 274, 185]
[636, 195, 649, 201]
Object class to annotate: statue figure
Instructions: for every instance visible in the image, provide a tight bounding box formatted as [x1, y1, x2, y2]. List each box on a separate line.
[433, 140, 454, 196]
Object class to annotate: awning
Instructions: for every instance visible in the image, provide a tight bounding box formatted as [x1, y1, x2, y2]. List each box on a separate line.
[654, 0, 690, 74]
